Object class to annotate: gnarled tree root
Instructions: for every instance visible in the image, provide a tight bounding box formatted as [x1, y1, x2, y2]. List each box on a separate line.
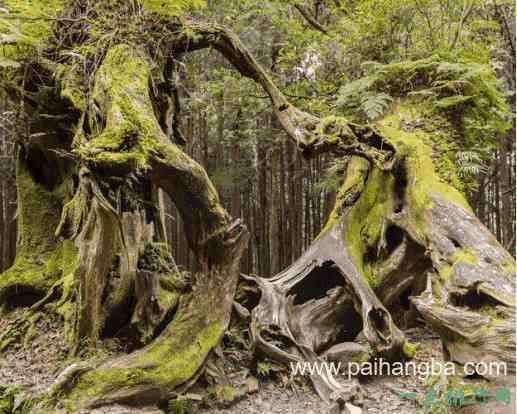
[1, 15, 515, 414]
[36, 223, 249, 412]
[249, 222, 409, 413]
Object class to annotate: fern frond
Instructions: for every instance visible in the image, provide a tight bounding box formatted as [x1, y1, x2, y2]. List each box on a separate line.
[360, 93, 392, 120]
[456, 151, 487, 178]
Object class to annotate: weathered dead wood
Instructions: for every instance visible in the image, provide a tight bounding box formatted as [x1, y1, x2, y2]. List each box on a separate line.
[322, 342, 372, 366]
[249, 223, 408, 412]
[103, 210, 156, 339]
[171, 21, 396, 170]
[26, 43, 251, 410]
[409, 193, 516, 381]
[57, 223, 248, 409]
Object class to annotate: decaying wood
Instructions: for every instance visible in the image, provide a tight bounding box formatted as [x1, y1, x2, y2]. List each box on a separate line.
[248, 143, 515, 412]
[323, 342, 372, 366]
[23, 41, 251, 409]
[248, 158, 407, 413]
[171, 21, 397, 169]
[410, 193, 516, 380]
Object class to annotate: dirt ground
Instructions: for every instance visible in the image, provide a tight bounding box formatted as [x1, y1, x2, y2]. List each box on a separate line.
[200, 327, 442, 414]
[0, 310, 69, 390]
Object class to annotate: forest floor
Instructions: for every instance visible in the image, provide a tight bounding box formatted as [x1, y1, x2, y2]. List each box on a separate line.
[199, 326, 442, 414]
[0, 310, 513, 414]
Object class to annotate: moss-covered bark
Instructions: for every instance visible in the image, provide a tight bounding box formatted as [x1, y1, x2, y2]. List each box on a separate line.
[7, 39, 248, 409]
[59, 232, 246, 409]
[361, 103, 514, 373]
[0, 151, 78, 308]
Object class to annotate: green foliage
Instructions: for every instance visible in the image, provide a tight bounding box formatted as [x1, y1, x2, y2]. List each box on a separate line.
[0, 385, 27, 414]
[331, 0, 502, 63]
[314, 157, 349, 193]
[0, 56, 20, 68]
[455, 150, 487, 178]
[337, 57, 509, 131]
[335, 57, 510, 192]
[255, 359, 284, 378]
[207, 0, 512, 206]
[223, 325, 249, 350]
[0, 0, 64, 59]
[168, 393, 203, 414]
[360, 93, 393, 120]
[434, 95, 473, 109]
[337, 84, 393, 120]
[139, 243, 191, 290]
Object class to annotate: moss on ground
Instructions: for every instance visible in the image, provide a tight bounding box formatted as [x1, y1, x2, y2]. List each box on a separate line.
[402, 341, 417, 359]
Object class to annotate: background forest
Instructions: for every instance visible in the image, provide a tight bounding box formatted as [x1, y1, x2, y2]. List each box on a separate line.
[0, 0, 515, 278]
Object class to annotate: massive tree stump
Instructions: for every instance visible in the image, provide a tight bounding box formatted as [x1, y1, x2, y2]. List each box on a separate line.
[250, 105, 515, 412]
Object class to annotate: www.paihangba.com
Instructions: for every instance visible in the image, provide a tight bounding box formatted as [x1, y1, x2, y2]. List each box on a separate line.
[289, 358, 508, 381]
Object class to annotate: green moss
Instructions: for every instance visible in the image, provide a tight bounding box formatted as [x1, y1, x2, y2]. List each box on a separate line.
[23, 313, 41, 349]
[338, 57, 511, 194]
[438, 264, 452, 281]
[141, 319, 224, 381]
[377, 102, 471, 231]
[344, 167, 395, 287]
[76, 44, 162, 171]
[338, 57, 510, 137]
[0, 159, 79, 299]
[168, 393, 203, 414]
[325, 101, 479, 289]
[16, 157, 62, 253]
[157, 286, 178, 311]
[501, 261, 516, 274]
[315, 115, 341, 144]
[140, 0, 206, 16]
[54, 240, 79, 343]
[0, 0, 64, 60]
[0, 236, 79, 299]
[55, 63, 87, 112]
[402, 341, 417, 358]
[320, 156, 369, 236]
[63, 319, 224, 409]
[218, 385, 238, 403]
[450, 249, 478, 265]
